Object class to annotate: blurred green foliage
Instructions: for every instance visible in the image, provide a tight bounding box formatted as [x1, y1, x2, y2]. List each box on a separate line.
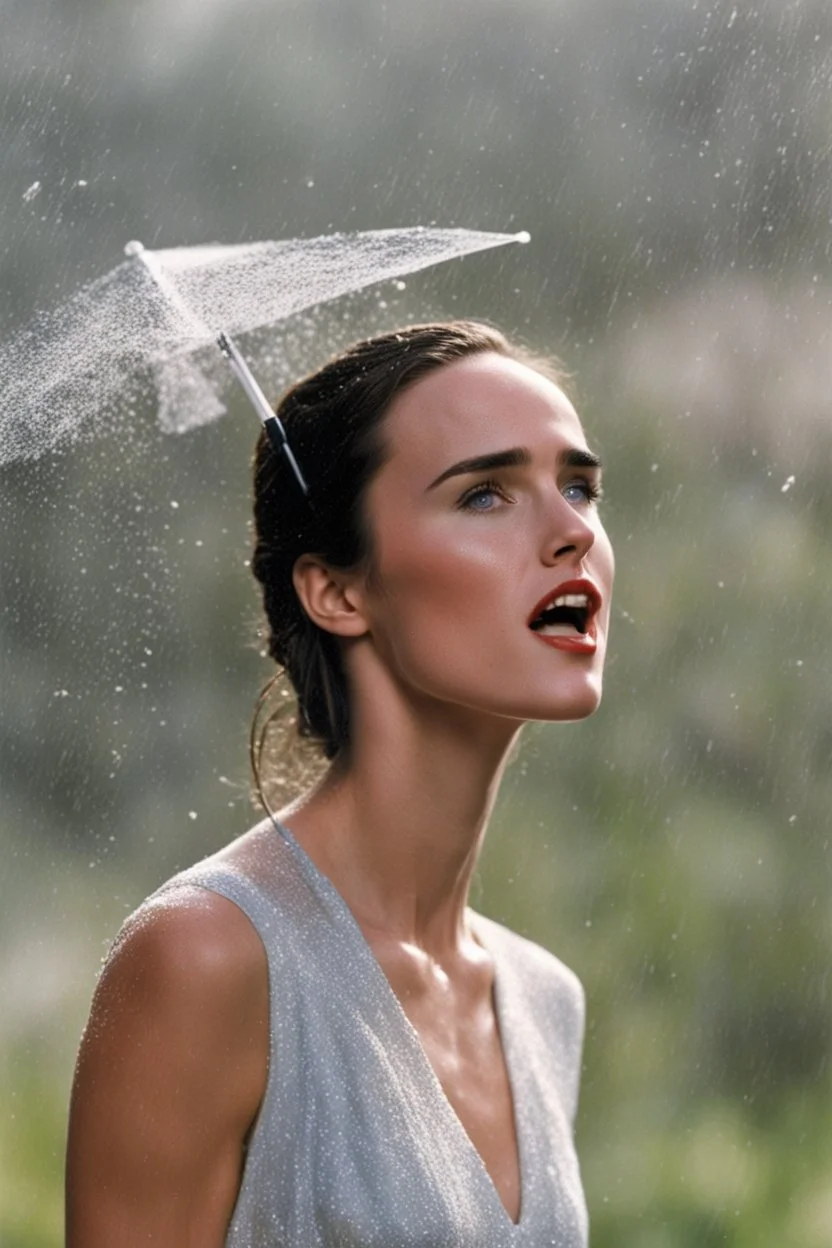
[2, 1, 832, 1244]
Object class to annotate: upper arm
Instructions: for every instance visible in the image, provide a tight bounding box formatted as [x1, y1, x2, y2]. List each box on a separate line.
[66, 886, 269, 1248]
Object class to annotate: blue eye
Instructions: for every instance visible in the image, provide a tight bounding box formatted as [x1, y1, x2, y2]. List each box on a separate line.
[458, 478, 508, 512]
[464, 487, 498, 511]
[563, 479, 602, 505]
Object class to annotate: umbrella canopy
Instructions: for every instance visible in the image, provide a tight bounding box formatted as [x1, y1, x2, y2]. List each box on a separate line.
[0, 227, 528, 465]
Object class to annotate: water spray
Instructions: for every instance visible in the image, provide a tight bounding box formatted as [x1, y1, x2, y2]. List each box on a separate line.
[1, 228, 530, 467]
[125, 240, 210, 339]
[125, 240, 309, 497]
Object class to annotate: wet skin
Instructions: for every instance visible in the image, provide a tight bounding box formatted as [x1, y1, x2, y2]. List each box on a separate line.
[66, 351, 613, 1242]
[355, 350, 614, 727]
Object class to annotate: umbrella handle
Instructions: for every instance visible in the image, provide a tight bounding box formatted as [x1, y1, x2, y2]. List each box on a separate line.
[217, 332, 310, 498]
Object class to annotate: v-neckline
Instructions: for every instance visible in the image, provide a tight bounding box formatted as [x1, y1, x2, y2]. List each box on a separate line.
[274, 819, 528, 1233]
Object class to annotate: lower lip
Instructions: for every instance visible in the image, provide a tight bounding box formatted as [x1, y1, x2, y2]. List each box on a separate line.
[532, 632, 597, 655]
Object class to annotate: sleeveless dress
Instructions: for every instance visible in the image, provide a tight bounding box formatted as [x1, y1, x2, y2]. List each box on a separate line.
[151, 821, 589, 1247]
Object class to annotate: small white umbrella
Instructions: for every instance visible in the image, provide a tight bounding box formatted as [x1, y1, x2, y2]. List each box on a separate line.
[0, 227, 528, 468]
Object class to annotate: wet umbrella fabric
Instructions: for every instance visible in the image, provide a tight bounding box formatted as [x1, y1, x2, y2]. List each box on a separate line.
[0, 227, 527, 465]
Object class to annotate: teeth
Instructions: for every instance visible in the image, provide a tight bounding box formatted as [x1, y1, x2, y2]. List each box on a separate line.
[552, 593, 588, 609]
[537, 621, 580, 636]
[537, 592, 589, 614]
[529, 588, 596, 633]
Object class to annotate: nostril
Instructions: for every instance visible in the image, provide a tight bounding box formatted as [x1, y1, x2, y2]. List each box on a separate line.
[553, 544, 577, 558]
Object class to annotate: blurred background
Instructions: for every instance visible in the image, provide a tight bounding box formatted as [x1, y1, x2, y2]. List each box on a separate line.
[2, 1, 832, 1244]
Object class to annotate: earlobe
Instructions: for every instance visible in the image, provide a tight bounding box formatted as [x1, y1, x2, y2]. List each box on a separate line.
[292, 556, 369, 638]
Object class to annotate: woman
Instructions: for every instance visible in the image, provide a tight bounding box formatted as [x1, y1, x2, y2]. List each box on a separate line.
[66, 321, 614, 1246]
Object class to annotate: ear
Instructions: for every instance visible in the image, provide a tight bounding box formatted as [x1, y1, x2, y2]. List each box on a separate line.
[292, 555, 370, 639]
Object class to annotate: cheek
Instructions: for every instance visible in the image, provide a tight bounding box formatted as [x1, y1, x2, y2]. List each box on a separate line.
[370, 529, 509, 668]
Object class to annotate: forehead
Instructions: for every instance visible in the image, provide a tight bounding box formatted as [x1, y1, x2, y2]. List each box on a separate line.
[379, 352, 588, 483]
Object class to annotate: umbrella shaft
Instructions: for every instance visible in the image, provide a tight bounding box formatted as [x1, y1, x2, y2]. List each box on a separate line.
[217, 331, 309, 498]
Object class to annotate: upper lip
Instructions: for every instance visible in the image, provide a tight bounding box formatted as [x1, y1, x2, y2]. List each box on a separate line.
[527, 577, 603, 634]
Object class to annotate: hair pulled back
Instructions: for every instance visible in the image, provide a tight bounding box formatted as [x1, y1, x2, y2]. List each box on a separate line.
[250, 320, 558, 797]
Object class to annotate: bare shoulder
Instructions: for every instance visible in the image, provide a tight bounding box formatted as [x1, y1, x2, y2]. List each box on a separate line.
[67, 884, 269, 1247]
[79, 880, 271, 1117]
[106, 881, 268, 1005]
[97, 814, 286, 1016]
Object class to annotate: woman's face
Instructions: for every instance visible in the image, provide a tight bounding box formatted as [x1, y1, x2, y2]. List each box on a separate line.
[358, 351, 615, 726]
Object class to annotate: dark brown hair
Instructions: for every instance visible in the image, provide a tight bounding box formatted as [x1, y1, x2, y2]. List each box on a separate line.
[250, 320, 563, 803]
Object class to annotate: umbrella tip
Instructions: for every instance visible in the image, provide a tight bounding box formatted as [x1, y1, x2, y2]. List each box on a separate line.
[514, 230, 531, 244]
[124, 239, 145, 258]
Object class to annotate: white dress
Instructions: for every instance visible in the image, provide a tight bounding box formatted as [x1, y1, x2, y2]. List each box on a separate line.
[150, 820, 589, 1247]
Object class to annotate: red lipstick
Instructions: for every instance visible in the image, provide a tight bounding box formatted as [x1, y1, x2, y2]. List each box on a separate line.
[527, 577, 602, 656]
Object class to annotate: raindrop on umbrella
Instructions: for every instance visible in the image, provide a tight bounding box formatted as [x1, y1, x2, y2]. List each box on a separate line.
[0, 227, 529, 466]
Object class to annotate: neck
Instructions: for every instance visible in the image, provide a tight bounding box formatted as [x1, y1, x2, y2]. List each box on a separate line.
[281, 681, 522, 957]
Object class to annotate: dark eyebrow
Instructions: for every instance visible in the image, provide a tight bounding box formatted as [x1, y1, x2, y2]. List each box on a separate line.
[562, 448, 603, 471]
[425, 445, 602, 491]
[426, 448, 530, 490]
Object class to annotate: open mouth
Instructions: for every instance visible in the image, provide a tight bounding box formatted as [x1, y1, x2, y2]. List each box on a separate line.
[528, 579, 602, 639]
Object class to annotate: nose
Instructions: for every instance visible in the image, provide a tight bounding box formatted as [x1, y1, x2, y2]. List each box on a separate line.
[540, 493, 596, 567]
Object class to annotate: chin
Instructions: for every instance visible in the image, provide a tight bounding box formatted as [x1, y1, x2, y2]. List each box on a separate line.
[534, 675, 604, 723]
[474, 676, 604, 727]
[407, 654, 607, 730]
